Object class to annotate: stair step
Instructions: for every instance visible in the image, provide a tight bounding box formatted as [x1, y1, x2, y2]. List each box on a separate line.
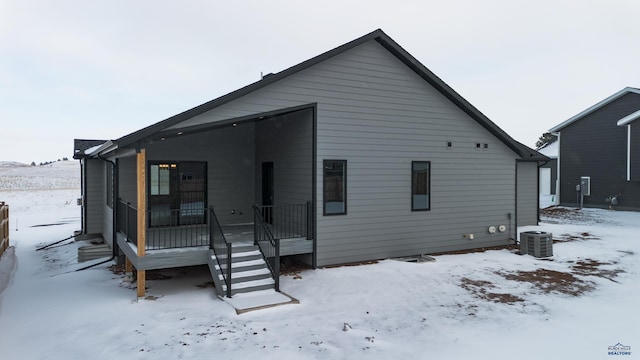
[213, 260, 271, 276]
[208, 248, 276, 297]
[216, 267, 272, 282]
[216, 254, 263, 266]
[232, 267, 271, 278]
[222, 278, 276, 295]
[212, 256, 268, 269]
[231, 272, 272, 284]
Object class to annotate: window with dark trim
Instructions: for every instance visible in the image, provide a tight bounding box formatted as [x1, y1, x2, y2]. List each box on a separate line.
[412, 161, 430, 211]
[106, 162, 114, 209]
[323, 160, 346, 215]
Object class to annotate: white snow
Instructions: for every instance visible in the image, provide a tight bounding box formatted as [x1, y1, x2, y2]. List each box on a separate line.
[0, 161, 639, 359]
[537, 140, 558, 158]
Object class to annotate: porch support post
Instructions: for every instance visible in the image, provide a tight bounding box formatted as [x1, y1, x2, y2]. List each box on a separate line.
[125, 257, 133, 282]
[136, 148, 147, 297]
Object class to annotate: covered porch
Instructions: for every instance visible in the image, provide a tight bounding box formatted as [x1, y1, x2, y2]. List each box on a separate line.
[113, 106, 316, 297]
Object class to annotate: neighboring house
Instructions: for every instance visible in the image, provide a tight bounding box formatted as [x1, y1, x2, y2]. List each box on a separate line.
[73, 29, 546, 298]
[549, 87, 640, 210]
[537, 139, 558, 202]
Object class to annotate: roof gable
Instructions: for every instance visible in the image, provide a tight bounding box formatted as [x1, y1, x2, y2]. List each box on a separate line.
[111, 29, 544, 161]
[549, 87, 640, 133]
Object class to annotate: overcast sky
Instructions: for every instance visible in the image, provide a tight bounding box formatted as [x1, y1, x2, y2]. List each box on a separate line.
[2, 0, 639, 164]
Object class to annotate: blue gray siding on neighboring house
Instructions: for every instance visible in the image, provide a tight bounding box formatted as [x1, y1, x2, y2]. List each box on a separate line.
[162, 40, 527, 266]
[559, 93, 640, 209]
[517, 161, 538, 226]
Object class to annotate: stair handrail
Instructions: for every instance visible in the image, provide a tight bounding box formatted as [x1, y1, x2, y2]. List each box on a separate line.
[209, 207, 232, 298]
[252, 205, 280, 291]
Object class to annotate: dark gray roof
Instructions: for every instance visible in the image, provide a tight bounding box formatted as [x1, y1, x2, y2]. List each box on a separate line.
[113, 29, 546, 161]
[73, 139, 108, 159]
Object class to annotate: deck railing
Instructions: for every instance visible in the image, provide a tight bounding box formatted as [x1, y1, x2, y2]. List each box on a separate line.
[209, 207, 232, 298]
[252, 205, 280, 291]
[117, 200, 211, 251]
[146, 208, 208, 250]
[0, 202, 9, 258]
[255, 201, 312, 240]
[117, 200, 137, 245]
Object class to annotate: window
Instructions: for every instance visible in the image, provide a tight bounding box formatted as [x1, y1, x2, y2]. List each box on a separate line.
[323, 160, 346, 215]
[412, 161, 430, 211]
[150, 163, 174, 195]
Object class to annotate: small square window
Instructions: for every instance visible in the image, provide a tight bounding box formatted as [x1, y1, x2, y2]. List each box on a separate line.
[483, 143, 489, 150]
[446, 141, 453, 149]
[475, 143, 481, 150]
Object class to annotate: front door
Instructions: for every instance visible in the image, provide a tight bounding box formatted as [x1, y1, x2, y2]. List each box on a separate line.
[262, 162, 274, 223]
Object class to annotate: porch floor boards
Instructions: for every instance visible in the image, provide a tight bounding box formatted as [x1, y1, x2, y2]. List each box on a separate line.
[119, 224, 312, 270]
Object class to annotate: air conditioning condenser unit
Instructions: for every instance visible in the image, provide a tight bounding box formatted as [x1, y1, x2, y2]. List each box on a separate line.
[520, 231, 553, 258]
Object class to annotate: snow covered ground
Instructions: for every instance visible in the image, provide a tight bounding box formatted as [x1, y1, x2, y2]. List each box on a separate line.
[0, 161, 638, 359]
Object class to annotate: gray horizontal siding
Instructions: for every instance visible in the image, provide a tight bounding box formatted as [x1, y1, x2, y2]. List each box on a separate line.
[162, 40, 525, 266]
[312, 43, 519, 265]
[118, 156, 137, 206]
[85, 159, 104, 235]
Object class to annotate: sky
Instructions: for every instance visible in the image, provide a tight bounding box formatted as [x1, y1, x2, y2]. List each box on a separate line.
[2, 0, 640, 164]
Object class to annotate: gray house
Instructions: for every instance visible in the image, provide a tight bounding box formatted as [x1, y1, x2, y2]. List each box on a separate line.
[74, 29, 546, 298]
[549, 87, 640, 210]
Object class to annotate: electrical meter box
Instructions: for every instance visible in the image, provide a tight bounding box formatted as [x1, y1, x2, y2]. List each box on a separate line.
[580, 176, 591, 196]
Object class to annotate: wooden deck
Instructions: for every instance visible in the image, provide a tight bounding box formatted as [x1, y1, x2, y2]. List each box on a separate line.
[118, 223, 313, 270]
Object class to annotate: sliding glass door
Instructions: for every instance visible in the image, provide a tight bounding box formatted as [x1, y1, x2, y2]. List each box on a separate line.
[148, 161, 207, 227]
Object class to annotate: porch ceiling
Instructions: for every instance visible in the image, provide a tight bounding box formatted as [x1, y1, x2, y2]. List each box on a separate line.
[135, 103, 315, 147]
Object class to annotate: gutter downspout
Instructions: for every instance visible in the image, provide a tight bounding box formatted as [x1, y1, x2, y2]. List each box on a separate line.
[551, 132, 560, 206]
[627, 125, 631, 181]
[513, 160, 518, 244]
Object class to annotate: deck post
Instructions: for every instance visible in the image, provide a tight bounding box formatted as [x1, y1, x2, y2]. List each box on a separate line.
[136, 148, 147, 297]
[0, 202, 9, 257]
[125, 257, 133, 282]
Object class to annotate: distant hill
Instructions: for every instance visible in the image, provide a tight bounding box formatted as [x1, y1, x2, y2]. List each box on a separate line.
[0, 160, 79, 191]
[0, 161, 30, 168]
